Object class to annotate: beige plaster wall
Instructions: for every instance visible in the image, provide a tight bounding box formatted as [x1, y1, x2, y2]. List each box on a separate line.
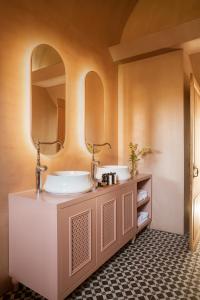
[0, 1, 118, 294]
[46, 84, 65, 105]
[118, 50, 185, 235]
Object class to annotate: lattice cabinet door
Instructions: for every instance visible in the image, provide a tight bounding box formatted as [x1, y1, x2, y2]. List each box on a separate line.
[119, 184, 136, 245]
[59, 198, 96, 297]
[96, 191, 119, 267]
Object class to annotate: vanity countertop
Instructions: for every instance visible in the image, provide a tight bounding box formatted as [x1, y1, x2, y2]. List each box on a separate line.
[9, 173, 151, 209]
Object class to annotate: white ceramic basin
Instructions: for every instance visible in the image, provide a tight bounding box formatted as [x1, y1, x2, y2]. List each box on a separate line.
[44, 171, 93, 194]
[95, 165, 131, 182]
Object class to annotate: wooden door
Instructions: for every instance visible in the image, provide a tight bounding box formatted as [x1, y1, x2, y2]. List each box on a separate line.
[190, 74, 200, 250]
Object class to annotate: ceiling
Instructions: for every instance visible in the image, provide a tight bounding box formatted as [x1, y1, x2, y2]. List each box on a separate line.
[4, 0, 200, 82]
[59, 0, 138, 46]
[5, 0, 138, 47]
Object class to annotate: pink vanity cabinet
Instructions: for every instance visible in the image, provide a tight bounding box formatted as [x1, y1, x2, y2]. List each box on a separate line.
[96, 184, 135, 268]
[9, 175, 151, 300]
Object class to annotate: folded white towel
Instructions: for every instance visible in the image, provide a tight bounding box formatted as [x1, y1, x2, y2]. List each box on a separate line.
[138, 217, 148, 226]
[141, 211, 148, 215]
[137, 211, 149, 225]
[138, 216, 149, 226]
[138, 211, 149, 217]
[137, 189, 148, 202]
[137, 211, 149, 219]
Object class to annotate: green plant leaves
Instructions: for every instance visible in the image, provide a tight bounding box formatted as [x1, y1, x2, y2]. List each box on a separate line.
[128, 142, 151, 173]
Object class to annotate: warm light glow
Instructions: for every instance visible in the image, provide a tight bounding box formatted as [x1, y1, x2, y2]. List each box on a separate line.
[118, 68, 124, 164]
[23, 43, 65, 160]
[76, 71, 86, 149]
[23, 44, 38, 154]
[23, 43, 105, 160]
[77, 68, 105, 155]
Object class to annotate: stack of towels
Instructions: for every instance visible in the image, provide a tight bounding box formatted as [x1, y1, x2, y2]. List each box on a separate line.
[137, 211, 149, 226]
[137, 189, 148, 203]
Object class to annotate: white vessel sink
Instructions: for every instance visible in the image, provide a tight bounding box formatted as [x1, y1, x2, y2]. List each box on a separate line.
[95, 165, 131, 181]
[44, 171, 93, 194]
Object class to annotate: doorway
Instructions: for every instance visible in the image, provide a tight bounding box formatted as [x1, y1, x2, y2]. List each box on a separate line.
[190, 74, 200, 250]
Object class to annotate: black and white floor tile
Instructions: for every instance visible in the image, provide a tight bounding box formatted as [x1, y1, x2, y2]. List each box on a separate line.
[1, 229, 200, 300]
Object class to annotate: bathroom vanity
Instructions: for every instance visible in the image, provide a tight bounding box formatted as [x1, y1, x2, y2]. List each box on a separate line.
[9, 174, 152, 300]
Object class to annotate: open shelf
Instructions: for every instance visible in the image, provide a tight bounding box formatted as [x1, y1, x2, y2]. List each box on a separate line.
[137, 196, 150, 208]
[136, 174, 152, 234]
[137, 218, 151, 234]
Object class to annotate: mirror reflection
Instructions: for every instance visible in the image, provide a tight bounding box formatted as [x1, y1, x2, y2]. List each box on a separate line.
[31, 44, 65, 155]
[85, 71, 104, 149]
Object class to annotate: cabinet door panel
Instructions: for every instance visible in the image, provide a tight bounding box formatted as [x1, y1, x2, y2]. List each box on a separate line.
[120, 185, 136, 244]
[59, 199, 96, 296]
[101, 198, 116, 251]
[122, 191, 134, 235]
[96, 191, 119, 266]
[69, 209, 91, 276]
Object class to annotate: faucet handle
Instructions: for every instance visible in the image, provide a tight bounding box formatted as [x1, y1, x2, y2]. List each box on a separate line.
[93, 160, 100, 166]
[92, 142, 112, 149]
[36, 165, 48, 172]
[40, 165, 48, 172]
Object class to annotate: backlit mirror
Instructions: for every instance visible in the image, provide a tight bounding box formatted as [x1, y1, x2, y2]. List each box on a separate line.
[31, 44, 65, 155]
[85, 71, 104, 149]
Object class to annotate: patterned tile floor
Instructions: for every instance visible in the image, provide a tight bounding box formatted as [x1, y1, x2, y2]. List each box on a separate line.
[1, 229, 200, 300]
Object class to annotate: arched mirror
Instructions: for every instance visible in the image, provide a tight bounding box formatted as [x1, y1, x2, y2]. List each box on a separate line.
[85, 71, 104, 149]
[31, 44, 66, 155]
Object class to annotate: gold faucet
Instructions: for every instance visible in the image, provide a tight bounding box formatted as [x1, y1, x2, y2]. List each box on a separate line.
[91, 142, 112, 182]
[35, 140, 64, 193]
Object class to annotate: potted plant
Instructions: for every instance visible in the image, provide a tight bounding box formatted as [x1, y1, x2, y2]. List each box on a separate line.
[129, 142, 151, 176]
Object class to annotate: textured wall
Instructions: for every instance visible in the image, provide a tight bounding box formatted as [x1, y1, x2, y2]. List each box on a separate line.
[122, 0, 200, 42]
[118, 50, 185, 235]
[0, 1, 118, 293]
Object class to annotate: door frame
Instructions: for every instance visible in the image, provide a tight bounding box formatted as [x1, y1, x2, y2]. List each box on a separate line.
[189, 74, 200, 250]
